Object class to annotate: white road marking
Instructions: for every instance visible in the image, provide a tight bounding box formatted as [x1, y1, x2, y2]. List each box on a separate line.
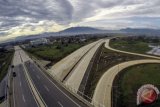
[13, 79, 16, 107]
[18, 73, 20, 78]
[58, 101, 63, 107]
[44, 85, 50, 92]
[22, 94, 26, 103]
[20, 81, 22, 87]
[36, 75, 40, 79]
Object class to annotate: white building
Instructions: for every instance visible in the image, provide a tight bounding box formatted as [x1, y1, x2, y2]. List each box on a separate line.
[147, 45, 160, 56]
[30, 38, 49, 46]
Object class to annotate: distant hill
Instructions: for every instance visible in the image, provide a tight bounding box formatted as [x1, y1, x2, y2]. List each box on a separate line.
[60, 27, 160, 35]
[59, 27, 104, 34]
[59, 26, 124, 35]
[120, 28, 160, 35]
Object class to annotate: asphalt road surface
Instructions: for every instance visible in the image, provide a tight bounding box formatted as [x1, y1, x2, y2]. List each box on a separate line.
[12, 64, 38, 107]
[25, 61, 84, 107]
[12, 46, 88, 107]
[12, 46, 38, 107]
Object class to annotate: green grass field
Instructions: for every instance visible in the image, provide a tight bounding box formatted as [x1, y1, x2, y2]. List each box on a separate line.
[113, 64, 160, 107]
[25, 38, 100, 65]
[26, 43, 85, 63]
[110, 38, 152, 54]
[0, 51, 14, 82]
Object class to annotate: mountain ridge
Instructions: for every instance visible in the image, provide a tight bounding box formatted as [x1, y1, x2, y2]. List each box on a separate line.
[11, 27, 160, 43]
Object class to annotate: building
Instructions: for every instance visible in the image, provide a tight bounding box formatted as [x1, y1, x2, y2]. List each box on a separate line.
[30, 38, 49, 46]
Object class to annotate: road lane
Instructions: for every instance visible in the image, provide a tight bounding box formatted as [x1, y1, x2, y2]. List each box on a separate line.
[13, 65, 24, 107]
[13, 64, 38, 107]
[25, 61, 84, 107]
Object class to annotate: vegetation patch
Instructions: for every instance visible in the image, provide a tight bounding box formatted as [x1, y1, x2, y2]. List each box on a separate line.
[110, 37, 152, 54]
[113, 63, 160, 107]
[0, 51, 14, 82]
[27, 43, 82, 60]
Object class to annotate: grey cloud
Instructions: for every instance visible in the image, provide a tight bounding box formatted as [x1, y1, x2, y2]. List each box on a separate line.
[108, 1, 160, 18]
[0, 0, 74, 36]
[0, 0, 160, 41]
[70, 0, 134, 22]
[71, 0, 160, 22]
[0, 31, 9, 37]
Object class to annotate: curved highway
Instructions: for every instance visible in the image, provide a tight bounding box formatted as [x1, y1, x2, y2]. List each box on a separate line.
[92, 39, 160, 107]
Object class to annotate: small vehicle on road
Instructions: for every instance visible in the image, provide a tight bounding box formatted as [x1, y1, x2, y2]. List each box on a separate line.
[11, 65, 14, 68]
[13, 72, 16, 77]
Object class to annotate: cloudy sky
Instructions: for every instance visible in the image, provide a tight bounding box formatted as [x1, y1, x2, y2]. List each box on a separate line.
[0, 0, 160, 42]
